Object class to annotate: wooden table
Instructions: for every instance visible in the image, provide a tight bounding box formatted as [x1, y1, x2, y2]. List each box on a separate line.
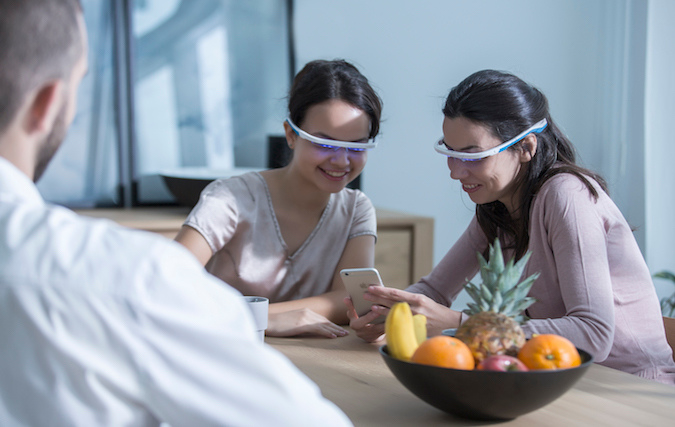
[267, 333, 675, 426]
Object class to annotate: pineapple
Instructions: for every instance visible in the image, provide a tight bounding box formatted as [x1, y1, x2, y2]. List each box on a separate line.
[455, 238, 539, 363]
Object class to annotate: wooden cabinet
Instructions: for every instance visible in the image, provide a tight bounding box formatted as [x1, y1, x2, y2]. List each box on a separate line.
[76, 207, 434, 289]
[374, 208, 434, 289]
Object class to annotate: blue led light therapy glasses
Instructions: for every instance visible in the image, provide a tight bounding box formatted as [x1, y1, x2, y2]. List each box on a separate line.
[434, 119, 548, 162]
[286, 118, 377, 152]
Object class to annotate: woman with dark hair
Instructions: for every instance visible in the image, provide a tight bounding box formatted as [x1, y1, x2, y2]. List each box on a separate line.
[348, 70, 675, 384]
[177, 59, 382, 338]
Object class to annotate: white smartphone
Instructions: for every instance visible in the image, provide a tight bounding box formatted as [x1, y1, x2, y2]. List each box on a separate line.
[340, 267, 385, 323]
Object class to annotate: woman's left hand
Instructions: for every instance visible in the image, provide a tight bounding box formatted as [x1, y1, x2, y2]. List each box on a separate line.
[362, 286, 462, 336]
[265, 308, 349, 339]
[344, 297, 386, 343]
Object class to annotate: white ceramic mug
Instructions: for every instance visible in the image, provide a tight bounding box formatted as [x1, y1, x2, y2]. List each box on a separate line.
[242, 296, 269, 342]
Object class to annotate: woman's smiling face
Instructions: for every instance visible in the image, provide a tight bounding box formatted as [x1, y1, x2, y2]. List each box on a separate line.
[442, 116, 534, 213]
[286, 99, 370, 193]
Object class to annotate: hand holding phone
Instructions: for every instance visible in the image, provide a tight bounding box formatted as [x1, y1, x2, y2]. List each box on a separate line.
[340, 268, 385, 323]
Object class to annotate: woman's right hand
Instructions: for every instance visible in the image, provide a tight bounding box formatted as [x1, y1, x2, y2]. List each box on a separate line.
[265, 308, 349, 339]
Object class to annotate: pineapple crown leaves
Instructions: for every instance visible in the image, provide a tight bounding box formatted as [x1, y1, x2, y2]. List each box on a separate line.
[462, 238, 539, 322]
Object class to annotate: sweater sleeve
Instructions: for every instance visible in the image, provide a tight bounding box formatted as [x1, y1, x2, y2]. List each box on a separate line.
[522, 176, 614, 361]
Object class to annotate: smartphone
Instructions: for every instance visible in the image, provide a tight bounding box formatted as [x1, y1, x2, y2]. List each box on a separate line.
[340, 268, 385, 323]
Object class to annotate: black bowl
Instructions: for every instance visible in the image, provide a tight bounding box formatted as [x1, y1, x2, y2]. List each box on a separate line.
[161, 175, 214, 207]
[160, 167, 263, 207]
[380, 345, 593, 421]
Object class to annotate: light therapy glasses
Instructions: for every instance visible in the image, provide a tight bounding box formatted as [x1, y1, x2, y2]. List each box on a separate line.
[286, 118, 378, 152]
[434, 118, 548, 161]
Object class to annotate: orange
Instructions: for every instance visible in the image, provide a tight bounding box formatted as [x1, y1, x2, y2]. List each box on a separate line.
[517, 334, 581, 370]
[411, 336, 475, 370]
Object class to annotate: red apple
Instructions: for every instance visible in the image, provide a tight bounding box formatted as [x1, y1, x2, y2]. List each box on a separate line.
[477, 355, 529, 372]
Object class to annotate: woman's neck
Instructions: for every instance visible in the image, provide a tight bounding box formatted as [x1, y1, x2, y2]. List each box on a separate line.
[262, 167, 331, 215]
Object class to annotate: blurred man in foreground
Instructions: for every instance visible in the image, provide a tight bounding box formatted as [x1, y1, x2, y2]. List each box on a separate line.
[0, 1, 350, 425]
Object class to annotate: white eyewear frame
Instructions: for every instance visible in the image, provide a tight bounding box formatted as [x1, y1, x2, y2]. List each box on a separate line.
[434, 118, 548, 161]
[286, 118, 378, 151]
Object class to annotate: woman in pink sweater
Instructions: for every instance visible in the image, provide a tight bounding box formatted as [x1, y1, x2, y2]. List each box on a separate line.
[348, 70, 675, 384]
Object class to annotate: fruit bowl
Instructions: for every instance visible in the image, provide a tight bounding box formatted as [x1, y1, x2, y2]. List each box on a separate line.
[380, 345, 593, 421]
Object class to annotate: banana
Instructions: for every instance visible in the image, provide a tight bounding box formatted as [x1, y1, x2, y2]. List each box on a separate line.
[385, 302, 422, 361]
[413, 314, 427, 345]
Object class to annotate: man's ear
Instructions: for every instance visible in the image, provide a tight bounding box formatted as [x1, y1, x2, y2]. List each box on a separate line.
[520, 133, 538, 163]
[25, 80, 64, 135]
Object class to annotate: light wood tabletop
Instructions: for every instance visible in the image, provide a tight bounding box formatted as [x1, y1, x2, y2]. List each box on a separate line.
[266, 332, 675, 426]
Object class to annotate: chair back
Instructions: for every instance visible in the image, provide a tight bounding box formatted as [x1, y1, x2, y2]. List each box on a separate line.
[663, 316, 675, 362]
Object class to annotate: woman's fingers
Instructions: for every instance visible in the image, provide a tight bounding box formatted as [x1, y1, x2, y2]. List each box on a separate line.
[367, 285, 407, 298]
[266, 309, 348, 338]
[270, 321, 348, 338]
[345, 296, 386, 325]
[344, 296, 358, 319]
[358, 308, 383, 325]
[348, 306, 386, 342]
[370, 304, 390, 318]
[307, 322, 349, 339]
[345, 296, 387, 342]
[363, 286, 421, 309]
[353, 322, 385, 342]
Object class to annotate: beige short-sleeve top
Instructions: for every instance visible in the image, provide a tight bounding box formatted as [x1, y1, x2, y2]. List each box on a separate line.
[184, 172, 377, 302]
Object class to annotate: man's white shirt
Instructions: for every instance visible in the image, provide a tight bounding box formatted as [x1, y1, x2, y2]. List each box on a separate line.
[0, 157, 351, 426]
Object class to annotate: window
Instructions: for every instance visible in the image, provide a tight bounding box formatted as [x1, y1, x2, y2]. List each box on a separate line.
[38, 0, 292, 207]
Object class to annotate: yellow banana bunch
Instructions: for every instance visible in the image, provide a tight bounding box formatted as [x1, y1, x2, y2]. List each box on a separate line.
[385, 302, 427, 361]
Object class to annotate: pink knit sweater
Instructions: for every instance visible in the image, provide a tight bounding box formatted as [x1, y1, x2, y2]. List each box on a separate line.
[408, 174, 675, 384]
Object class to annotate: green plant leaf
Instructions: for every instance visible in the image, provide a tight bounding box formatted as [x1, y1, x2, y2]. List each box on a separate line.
[654, 271, 675, 283]
[653, 270, 675, 316]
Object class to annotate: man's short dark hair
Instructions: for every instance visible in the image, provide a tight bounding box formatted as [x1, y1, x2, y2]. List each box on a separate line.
[0, 0, 84, 133]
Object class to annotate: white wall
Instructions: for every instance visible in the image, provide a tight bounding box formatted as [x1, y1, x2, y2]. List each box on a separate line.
[645, 0, 675, 302]
[294, 0, 671, 307]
